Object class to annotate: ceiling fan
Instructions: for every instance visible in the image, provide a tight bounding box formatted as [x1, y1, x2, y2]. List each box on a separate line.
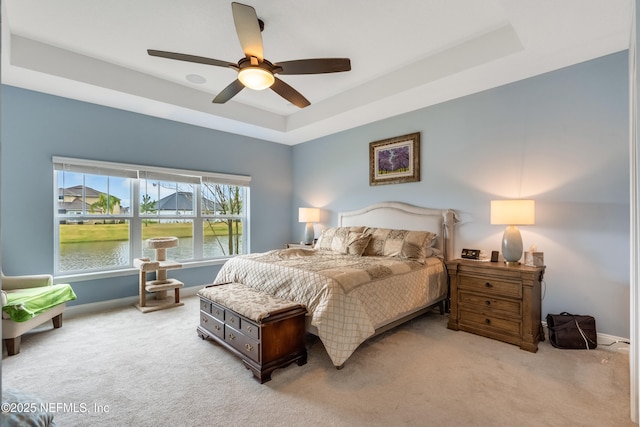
[147, 2, 351, 108]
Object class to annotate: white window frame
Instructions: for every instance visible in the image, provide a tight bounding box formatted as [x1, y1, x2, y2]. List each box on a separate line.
[53, 156, 251, 279]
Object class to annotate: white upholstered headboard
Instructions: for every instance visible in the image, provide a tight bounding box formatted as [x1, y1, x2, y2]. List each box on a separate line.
[338, 202, 457, 260]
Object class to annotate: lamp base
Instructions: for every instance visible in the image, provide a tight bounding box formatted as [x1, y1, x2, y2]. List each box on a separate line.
[501, 225, 523, 264]
[303, 222, 315, 245]
[503, 261, 521, 266]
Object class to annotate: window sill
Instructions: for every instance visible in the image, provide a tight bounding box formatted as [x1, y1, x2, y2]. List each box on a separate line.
[54, 258, 230, 283]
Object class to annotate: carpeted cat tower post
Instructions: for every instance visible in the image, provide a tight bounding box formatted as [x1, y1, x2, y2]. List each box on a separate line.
[134, 237, 184, 313]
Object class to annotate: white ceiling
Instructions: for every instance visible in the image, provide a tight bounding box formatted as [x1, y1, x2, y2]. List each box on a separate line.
[1, 0, 632, 145]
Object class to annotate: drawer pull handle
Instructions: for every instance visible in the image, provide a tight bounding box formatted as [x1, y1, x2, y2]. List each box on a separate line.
[215, 310, 220, 315]
[202, 317, 208, 323]
[485, 282, 492, 288]
[228, 333, 236, 340]
[245, 343, 253, 352]
[246, 326, 253, 333]
[214, 325, 220, 331]
[485, 318, 491, 325]
[230, 318, 235, 324]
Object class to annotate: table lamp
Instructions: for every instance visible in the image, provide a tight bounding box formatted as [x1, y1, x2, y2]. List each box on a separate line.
[298, 207, 320, 245]
[490, 199, 535, 265]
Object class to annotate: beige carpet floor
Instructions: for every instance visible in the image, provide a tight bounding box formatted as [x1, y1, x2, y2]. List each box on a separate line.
[1, 295, 633, 426]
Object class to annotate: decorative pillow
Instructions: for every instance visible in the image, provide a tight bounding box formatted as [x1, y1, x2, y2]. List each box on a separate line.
[423, 247, 443, 259]
[345, 232, 372, 256]
[363, 228, 437, 262]
[315, 226, 366, 254]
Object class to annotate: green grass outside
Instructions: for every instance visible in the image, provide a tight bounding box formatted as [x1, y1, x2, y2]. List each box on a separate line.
[59, 221, 242, 244]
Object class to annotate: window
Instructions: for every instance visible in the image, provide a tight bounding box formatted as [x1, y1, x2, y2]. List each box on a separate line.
[54, 157, 250, 275]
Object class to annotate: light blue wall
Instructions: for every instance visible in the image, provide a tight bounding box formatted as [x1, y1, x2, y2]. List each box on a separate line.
[1, 51, 630, 338]
[292, 52, 630, 338]
[1, 86, 293, 305]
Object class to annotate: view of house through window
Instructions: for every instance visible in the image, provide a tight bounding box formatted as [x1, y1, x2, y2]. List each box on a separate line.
[54, 157, 250, 275]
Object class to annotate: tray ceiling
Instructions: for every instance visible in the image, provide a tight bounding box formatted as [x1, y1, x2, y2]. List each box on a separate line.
[1, 0, 632, 145]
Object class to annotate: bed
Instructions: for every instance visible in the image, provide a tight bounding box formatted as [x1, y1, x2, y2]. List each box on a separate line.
[213, 201, 457, 367]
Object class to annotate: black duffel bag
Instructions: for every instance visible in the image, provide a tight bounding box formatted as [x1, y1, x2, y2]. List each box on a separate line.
[546, 312, 597, 349]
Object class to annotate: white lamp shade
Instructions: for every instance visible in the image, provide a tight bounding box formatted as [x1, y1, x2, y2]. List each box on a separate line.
[298, 208, 320, 223]
[490, 200, 535, 225]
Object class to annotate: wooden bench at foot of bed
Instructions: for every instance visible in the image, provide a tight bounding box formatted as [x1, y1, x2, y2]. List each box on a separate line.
[197, 282, 308, 383]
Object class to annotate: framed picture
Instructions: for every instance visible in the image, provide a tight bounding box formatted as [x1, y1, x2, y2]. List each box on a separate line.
[369, 132, 420, 186]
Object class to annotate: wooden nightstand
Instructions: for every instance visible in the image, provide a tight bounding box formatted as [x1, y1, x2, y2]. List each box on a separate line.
[446, 259, 545, 352]
[285, 243, 314, 249]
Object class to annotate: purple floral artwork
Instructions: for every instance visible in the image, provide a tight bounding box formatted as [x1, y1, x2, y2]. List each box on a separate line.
[376, 144, 410, 175]
[369, 133, 420, 185]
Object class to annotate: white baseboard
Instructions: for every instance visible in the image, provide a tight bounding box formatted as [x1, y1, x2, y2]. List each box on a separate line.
[64, 285, 202, 318]
[541, 321, 630, 353]
[65, 297, 632, 354]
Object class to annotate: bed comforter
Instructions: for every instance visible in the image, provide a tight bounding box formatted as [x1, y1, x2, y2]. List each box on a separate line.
[214, 248, 447, 366]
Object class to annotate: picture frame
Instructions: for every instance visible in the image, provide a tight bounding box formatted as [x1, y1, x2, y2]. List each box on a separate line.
[369, 132, 420, 186]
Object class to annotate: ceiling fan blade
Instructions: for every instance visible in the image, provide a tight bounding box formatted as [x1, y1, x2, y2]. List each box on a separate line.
[275, 58, 351, 75]
[213, 79, 245, 104]
[231, 2, 264, 61]
[148, 50, 235, 68]
[271, 77, 310, 108]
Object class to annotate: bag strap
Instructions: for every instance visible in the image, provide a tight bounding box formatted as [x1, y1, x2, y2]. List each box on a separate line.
[548, 317, 579, 332]
[574, 319, 597, 349]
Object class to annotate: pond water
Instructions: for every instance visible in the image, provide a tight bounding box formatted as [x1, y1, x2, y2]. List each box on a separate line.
[59, 236, 241, 272]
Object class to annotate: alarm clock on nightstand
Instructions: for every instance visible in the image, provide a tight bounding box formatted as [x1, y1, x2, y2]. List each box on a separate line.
[461, 249, 480, 260]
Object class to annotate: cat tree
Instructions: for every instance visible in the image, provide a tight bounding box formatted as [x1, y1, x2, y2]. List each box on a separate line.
[134, 237, 184, 313]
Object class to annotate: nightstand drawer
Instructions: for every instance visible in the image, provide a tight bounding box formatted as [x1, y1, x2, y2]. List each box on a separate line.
[459, 309, 521, 336]
[459, 292, 521, 315]
[459, 275, 522, 299]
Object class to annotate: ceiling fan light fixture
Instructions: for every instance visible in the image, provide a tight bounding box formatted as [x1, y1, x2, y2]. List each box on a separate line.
[238, 67, 274, 90]
[148, 3, 350, 106]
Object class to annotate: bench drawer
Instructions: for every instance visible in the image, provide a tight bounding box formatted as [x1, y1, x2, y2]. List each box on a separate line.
[200, 311, 224, 339]
[240, 318, 260, 340]
[226, 312, 240, 329]
[210, 301, 225, 322]
[225, 325, 260, 363]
